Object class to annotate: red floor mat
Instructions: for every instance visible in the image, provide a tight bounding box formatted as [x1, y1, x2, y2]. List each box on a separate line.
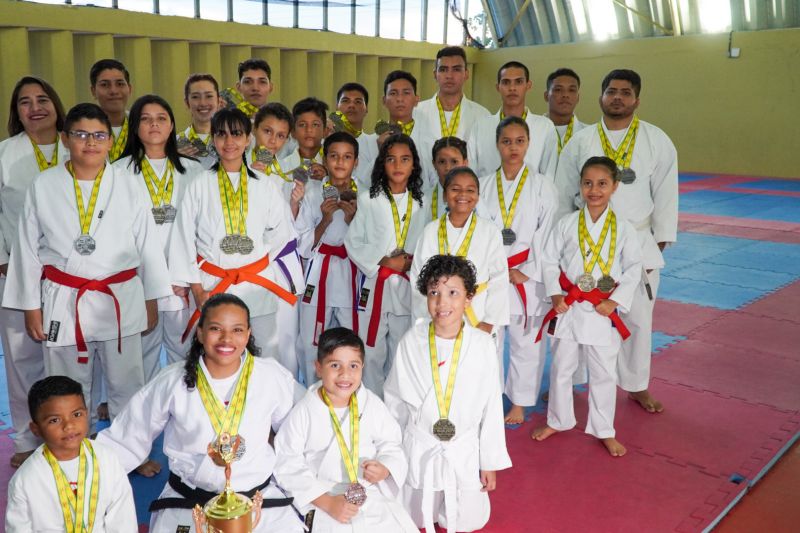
[653, 300, 727, 337]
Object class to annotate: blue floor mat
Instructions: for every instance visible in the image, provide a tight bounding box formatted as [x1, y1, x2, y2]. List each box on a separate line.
[679, 173, 713, 183]
[673, 232, 754, 251]
[652, 332, 686, 354]
[707, 248, 800, 276]
[659, 275, 764, 310]
[730, 179, 800, 192]
[667, 262, 797, 292]
[681, 191, 800, 222]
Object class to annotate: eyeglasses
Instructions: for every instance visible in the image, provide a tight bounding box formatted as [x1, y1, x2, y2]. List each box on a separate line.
[68, 130, 111, 142]
[213, 130, 246, 139]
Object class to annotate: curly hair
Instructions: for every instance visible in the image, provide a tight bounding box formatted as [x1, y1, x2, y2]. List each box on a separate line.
[416, 254, 477, 298]
[369, 133, 424, 206]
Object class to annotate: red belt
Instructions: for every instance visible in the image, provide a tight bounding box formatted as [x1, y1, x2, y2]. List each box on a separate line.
[182, 254, 298, 342]
[314, 244, 359, 345]
[508, 249, 530, 328]
[42, 265, 137, 363]
[366, 265, 409, 347]
[535, 271, 630, 343]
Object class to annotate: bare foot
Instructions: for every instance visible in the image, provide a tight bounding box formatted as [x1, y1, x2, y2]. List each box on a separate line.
[135, 458, 162, 477]
[602, 437, 627, 457]
[10, 450, 34, 468]
[531, 425, 559, 441]
[97, 402, 110, 421]
[504, 404, 526, 424]
[628, 390, 664, 413]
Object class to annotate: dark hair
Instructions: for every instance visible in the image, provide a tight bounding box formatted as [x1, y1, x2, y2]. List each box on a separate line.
[443, 166, 480, 192]
[183, 293, 261, 389]
[90, 58, 130, 86]
[317, 327, 365, 362]
[383, 70, 417, 95]
[210, 108, 257, 178]
[369, 133, 424, 206]
[416, 255, 477, 297]
[324, 131, 359, 158]
[292, 97, 329, 123]
[64, 103, 112, 134]
[253, 102, 294, 131]
[495, 115, 529, 143]
[436, 46, 467, 65]
[432, 136, 467, 161]
[119, 94, 188, 172]
[7, 76, 66, 137]
[28, 375, 85, 421]
[601, 69, 641, 97]
[238, 58, 272, 80]
[580, 156, 619, 182]
[497, 61, 530, 83]
[337, 82, 369, 106]
[546, 68, 581, 91]
[184, 73, 219, 100]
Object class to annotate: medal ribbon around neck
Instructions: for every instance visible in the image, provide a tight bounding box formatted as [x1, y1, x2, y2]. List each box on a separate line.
[428, 322, 464, 422]
[500, 108, 529, 120]
[495, 166, 529, 231]
[597, 115, 639, 168]
[217, 163, 249, 237]
[431, 186, 439, 220]
[578, 209, 617, 277]
[324, 178, 358, 193]
[195, 351, 254, 437]
[320, 388, 360, 484]
[265, 157, 292, 183]
[436, 96, 462, 137]
[140, 158, 174, 208]
[68, 161, 104, 237]
[438, 212, 477, 257]
[30, 135, 59, 171]
[109, 117, 128, 161]
[398, 119, 414, 136]
[556, 115, 575, 154]
[389, 192, 413, 251]
[43, 439, 100, 533]
[187, 125, 211, 147]
[335, 111, 363, 138]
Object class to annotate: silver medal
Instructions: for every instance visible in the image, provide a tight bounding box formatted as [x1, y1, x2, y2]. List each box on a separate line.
[501, 228, 516, 246]
[236, 235, 254, 255]
[162, 204, 177, 224]
[432, 418, 456, 442]
[292, 165, 312, 184]
[191, 138, 209, 157]
[74, 234, 96, 256]
[389, 248, 406, 258]
[328, 112, 346, 133]
[255, 147, 274, 165]
[344, 482, 367, 506]
[322, 186, 340, 201]
[151, 206, 166, 225]
[374, 120, 401, 136]
[220, 235, 239, 255]
[618, 167, 636, 184]
[176, 136, 192, 151]
[577, 273, 596, 292]
[597, 275, 616, 293]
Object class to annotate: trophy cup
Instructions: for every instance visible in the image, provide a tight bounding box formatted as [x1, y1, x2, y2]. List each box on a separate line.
[193, 433, 263, 533]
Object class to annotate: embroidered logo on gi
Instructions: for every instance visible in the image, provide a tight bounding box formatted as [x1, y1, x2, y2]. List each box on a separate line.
[47, 320, 60, 342]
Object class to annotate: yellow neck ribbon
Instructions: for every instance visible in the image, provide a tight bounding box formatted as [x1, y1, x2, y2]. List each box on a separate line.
[109, 117, 128, 161]
[29, 134, 59, 171]
[335, 111, 362, 138]
[196, 351, 254, 436]
[500, 108, 529, 120]
[324, 178, 358, 192]
[437, 212, 477, 257]
[389, 191, 413, 251]
[495, 167, 528, 230]
[320, 388, 360, 483]
[217, 163, 249, 237]
[187, 125, 211, 146]
[436, 96, 462, 137]
[140, 158, 174, 208]
[556, 115, 575, 154]
[597, 115, 639, 168]
[428, 322, 464, 421]
[67, 161, 104, 236]
[578, 209, 617, 277]
[43, 439, 100, 533]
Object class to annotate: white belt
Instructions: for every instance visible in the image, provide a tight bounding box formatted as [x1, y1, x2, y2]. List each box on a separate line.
[632, 215, 653, 231]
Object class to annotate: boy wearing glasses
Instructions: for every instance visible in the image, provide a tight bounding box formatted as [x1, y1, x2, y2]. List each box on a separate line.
[2, 103, 172, 429]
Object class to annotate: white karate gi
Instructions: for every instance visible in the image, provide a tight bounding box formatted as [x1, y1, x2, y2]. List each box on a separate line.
[5, 440, 138, 532]
[554, 118, 678, 391]
[274, 384, 418, 532]
[296, 179, 362, 385]
[95, 355, 305, 533]
[422, 182, 448, 224]
[178, 126, 217, 169]
[553, 115, 587, 157]
[467, 110, 559, 180]
[384, 321, 512, 533]
[279, 147, 324, 180]
[409, 212, 510, 330]
[113, 155, 203, 378]
[0, 132, 66, 452]
[2, 163, 172, 421]
[541, 207, 642, 437]
[169, 167, 298, 357]
[478, 166, 557, 403]
[344, 189, 428, 396]
[353, 132, 379, 189]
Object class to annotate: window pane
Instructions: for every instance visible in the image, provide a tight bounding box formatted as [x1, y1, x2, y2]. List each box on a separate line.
[404, 0, 423, 41]
[268, 1, 293, 27]
[426, 0, 445, 43]
[355, 0, 376, 36]
[117, 0, 152, 13]
[160, 0, 194, 17]
[199, 0, 228, 21]
[446, 3, 463, 45]
[698, 0, 731, 32]
[298, 1, 324, 30]
[379, 0, 402, 39]
[328, 2, 353, 34]
[233, 0, 263, 24]
[586, 0, 618, 40]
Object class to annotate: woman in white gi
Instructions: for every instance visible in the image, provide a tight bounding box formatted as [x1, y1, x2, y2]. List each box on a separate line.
[478, 116, 557, 425]
[385, 255, 511, 533]
[411, 166, 509, 334]
[177, 73, 222, 169]
[532, 156, 642, 456]
[0, 76, 67, 467]
[96, 293, 305, 532]
[170, 108, 298, 358]
[344, 133, 428, 397]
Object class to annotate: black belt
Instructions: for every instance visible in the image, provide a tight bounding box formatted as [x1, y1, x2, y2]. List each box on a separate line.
[148, 472, 294, 512]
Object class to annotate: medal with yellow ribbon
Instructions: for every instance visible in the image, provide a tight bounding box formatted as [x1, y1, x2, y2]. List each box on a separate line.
[322, 178, 358, 202]
[388, 192, 413, 257]
[429, 321, 463, 441]
[331, 111, 362, 138]
[500, 108, 529, 120]
[597, 115, 639, 184]
[430, 186, 440, 220]
[68, 161, 104, 256]
[437, 212, 477, 257]
[398, 120, 414, 136]
[577, 209, 617, 292]
[495, 166, 529, 246]
[436, 96, 461, 137]
[266, 158, 292, 183]
[320, 388, 367, 506]
[556, 115, 575, 154]
[29, 135, 59, 171]
[141, 158, 176, 225]
[217, 163, 254, 255]
[43, 439, 100, 533]
[109, 117, 128, 161]
[180, 125, 211, 157]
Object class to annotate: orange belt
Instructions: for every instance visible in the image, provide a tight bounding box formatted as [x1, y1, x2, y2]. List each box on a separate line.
[507, 248, 530, 328]
[366, 265, 409, 347]
[314, 244, 359, 345]
[42, 265, 137, 363]
[181, 254, 298, 342]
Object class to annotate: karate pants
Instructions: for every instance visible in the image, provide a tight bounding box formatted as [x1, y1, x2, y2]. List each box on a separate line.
[274, 298, 300, 379]
[140, 308, 192, 382]
[500, 314, 547, 406]
[0, 305, 44, 452]
[298, 304, 357, 387]
[44, 334, 145, 426]
[547, 336, 621, 439]
[402, 486, 490, 532]
[617, 269, 660, 392]
[361, 311, 410, 398]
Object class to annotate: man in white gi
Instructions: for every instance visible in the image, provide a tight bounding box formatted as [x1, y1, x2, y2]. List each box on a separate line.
[333, 82, 379, 188]
[544, 67, 587, 156]
[89, 59, 132, 162]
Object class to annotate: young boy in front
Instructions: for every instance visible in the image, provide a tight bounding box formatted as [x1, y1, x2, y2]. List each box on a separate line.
[274, 327, 417, 531]
[531, 156, 642, 457]
[384, 254, 511, 533]
[280, 97, 329, 181]
[5, 376, 137, 532]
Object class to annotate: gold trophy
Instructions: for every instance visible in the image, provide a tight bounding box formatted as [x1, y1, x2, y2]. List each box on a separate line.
[193, 432, 263, 532]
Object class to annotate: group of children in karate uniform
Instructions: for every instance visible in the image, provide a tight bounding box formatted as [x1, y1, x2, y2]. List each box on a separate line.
[3, 50, 655, 532]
